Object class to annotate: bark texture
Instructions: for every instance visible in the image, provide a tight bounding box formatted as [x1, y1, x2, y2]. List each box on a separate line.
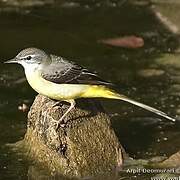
[22, 95, 124, 177]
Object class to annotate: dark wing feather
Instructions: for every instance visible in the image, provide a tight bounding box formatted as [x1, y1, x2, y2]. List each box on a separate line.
[41, 55, 113, 86]
[76, 69, 112, 85]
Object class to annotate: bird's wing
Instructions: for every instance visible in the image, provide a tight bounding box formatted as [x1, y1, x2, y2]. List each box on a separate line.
[41, 55, 113, 86]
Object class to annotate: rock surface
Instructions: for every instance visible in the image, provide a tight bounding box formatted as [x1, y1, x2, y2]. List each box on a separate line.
[20, 95, 124, 177]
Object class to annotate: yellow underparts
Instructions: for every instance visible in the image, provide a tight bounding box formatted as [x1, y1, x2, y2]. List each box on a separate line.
[25, 69, 121, 101]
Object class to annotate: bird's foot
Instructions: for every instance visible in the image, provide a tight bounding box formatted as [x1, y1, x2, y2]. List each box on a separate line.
[55, 99, 76, 131]
[50, 118, 66, 130]
[44, 99, 75, 131]
[52, 101, 63, 108]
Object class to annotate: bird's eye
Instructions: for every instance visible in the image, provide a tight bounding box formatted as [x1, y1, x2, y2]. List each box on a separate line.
[26, 56, 32, 60]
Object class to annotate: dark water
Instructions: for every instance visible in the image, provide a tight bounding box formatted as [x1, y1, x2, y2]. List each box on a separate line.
[0, 1, 180, 179]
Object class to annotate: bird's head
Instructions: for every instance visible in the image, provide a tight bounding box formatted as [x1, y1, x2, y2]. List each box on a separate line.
[4, 47, 51, 71]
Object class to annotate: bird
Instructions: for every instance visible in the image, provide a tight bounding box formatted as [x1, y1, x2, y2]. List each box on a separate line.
[5, 47, 176, 128]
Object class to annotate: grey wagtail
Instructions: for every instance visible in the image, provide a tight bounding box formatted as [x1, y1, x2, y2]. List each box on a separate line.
[5, 47, 175, 127]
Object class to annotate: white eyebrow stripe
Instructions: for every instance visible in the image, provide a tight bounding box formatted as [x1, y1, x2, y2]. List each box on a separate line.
[21, 54, 36, 60]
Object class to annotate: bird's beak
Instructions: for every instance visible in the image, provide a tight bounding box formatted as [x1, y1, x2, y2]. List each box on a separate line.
[4, 58, 19, 64]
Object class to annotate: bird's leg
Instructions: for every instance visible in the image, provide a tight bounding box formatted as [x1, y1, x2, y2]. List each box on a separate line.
[52, 101, 63, 108]
[43, 100, 64, 127]
[55, 99, 76, 129]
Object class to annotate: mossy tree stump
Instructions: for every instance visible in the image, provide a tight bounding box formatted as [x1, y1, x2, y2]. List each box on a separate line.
[22, 94, 124, 177]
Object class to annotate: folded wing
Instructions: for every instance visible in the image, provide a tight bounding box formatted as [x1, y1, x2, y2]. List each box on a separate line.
[41, 55, 113, 86]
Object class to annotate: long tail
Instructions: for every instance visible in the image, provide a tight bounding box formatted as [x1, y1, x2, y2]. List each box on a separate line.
[83, 86, 176, 122]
